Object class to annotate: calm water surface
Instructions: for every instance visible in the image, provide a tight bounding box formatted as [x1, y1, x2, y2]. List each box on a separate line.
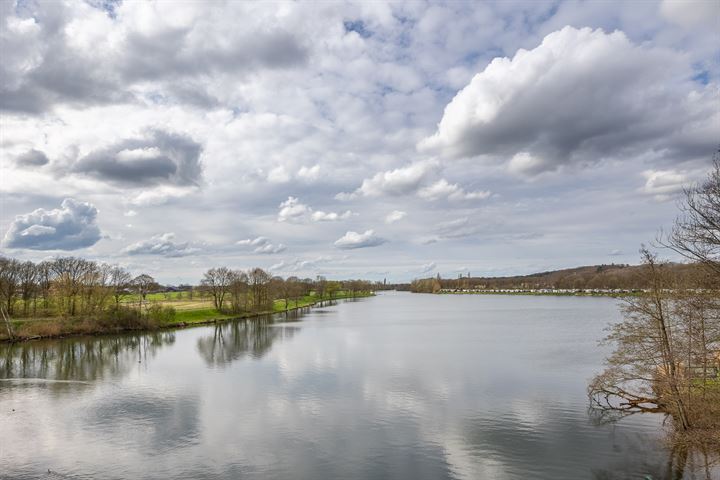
[1, 292, 717, 479]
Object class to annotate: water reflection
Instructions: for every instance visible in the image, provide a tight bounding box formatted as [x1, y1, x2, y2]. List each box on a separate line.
[0, 332, 176, 384]
[196, 314, 300, 367]
[87, 390, 201, 453]
[1, 294, 718, 480]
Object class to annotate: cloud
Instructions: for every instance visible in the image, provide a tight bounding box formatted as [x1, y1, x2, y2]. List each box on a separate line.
[277, 197, 352, 223]
[269, 255, 336, 273]
[124, 210, 138, 217]
[267, 166, 290, 184]
[2, 198, 102, 250]
[0, 1, 308, 113]
[237, 236, 286, 254]
[418, 262, 437, 274]
[434, 217, 482, 240]
[420, 26, 718, 174]
[385, 210, 406, 224]
[126, 186, 197, 207]
[342, 161, 438, 198]
[277, 196, 311, 222]
[297, 164, 320, 181]
[508, 152, 549, 176]
[122, 232, 199, 257]
[334, 229, 387, 249]
[311, 210, 353, 222]
[660, 0, 719, 29]
[71, 129, 203, 187]
[417, 179, 491, 201]
[641, 169, 690, 201]
[15, 149, 49, 167]
[609, 249, 623, 256]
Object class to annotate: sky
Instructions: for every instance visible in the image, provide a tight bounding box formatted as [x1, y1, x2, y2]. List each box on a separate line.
[1, 0, 718, 284]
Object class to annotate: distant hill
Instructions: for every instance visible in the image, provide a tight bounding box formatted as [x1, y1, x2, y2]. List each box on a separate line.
[410, 263, 705, 293]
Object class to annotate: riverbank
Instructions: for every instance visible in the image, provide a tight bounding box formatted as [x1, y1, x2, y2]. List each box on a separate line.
[434, 288, 640, 297]
[1, 291, 374, 343]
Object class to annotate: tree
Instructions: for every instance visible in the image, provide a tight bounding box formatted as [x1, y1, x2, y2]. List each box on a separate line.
[248, 268, 271, 311]
[228, 270, 249, 313]
[51, 257, 93, 316]
[665, 154, 720, 277]
[36, 261, 54, 312]
[315, 275, 327, 304]
[0, 257, 21, 315]
[589, 249, 719, 433]
[201, 267, 233, 312]
[18, 261, 38, 316]
[326, 281, 340, 301]
[109, 265, 132, 308]
[132, 274, 157, 311]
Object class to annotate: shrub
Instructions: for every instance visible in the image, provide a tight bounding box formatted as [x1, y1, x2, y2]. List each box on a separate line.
[146, 304, 176, 325]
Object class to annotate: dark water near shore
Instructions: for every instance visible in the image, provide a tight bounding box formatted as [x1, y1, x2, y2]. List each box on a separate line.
[1, 292, 717, 479]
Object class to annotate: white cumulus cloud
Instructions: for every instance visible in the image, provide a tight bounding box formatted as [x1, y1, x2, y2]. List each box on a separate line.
[341, 161, 438, 198]
[420, 26, 718, 174]
[311, 210, 353, 222]
[277, 196, 312, 222]
[417, 179, 491, 201]
[334, 229, 387, 249]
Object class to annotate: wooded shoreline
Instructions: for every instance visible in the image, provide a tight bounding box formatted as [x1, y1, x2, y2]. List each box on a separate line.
[1, 291, 373, 343]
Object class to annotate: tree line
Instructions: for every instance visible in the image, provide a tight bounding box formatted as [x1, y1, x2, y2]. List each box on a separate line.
[0, 256, 374, 324]
[199, 267, 374, 314]
[0, 257, 159, 319]
[409, 263, 704, 293]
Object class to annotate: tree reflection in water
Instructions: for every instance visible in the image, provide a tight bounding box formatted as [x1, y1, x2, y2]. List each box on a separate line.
[0, 332, 176, 383]
[196, 312, 302, 367]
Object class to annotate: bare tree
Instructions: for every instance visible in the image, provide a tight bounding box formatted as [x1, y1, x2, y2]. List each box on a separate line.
[18, 261, 38, 316]
[248, 268, 271, 311]
[664, 154, 720, 277]
[132, 274, 157, 311]
[51, 257, 93, 316]
[201, 267, 234, 312]
[0, 257, 21, 316]
[228, 270, 249, 313]
[110, 265, 132, 308]
[36, 261, 54, 312]
[589, 249, 720, 433]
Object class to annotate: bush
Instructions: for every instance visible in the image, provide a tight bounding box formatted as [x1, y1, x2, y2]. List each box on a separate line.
[99, 305, 144, 329]
[146, 304, 176, 325]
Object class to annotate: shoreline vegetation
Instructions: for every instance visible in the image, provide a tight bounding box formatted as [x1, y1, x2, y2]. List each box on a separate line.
[0, 260, 376, 343]
[1, 290, 373, 343]
[435, 288, 640, 297]
[409, 262, 707, 295]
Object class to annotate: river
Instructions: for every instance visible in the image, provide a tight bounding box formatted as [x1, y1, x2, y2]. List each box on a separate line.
[0, 292, 716, 479]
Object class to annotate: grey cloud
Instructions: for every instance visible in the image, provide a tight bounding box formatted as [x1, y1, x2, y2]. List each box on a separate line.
[435, 217, 482, 240]
[0, 2, 308, 113]
[122, 233, 200, 257]
[420, 27, 718, 174]
[16, 149, 49, 167]
[71, 129, 203, 187]
[2, 198, 102, 250]
[121, 28, 306, 82]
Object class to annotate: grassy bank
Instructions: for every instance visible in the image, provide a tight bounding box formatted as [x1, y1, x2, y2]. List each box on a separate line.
[1, 291, 373, 343]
